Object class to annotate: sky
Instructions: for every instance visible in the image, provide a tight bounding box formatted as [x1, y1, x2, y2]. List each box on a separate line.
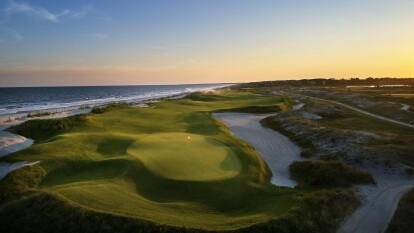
[0, 0, 413, 87]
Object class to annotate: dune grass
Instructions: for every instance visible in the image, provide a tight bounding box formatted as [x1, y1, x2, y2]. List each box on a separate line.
[290, 160, 375, 187]
[386, 188, 414, 233]
[260, 115, 316, 158]
[7, 114, 88, 141]
[0, 165, 45, 203]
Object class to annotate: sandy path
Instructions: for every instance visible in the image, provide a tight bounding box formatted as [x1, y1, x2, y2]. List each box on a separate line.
[338, 172, 413, 233]
[304, 96, 414, 129]
[213, 113, 302, 187]
[304, 96, 414, 232]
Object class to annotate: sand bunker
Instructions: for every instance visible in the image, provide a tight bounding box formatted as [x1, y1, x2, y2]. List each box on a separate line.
[214, 113, 302, 187]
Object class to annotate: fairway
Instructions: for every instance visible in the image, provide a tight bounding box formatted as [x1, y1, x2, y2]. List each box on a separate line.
[129, 133, 241, 181]
[1, 91, 299, 230]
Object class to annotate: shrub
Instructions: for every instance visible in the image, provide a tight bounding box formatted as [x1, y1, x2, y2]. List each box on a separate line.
[386, 188, 414, 233]
[91, 103, 130, 114]
[0, 165, 45, 204]
[0, 189, 359, 233]
[7, 115, 88, 141]
[239, 188, 359, 233]
[218, 105, 284, 114]
[290, 160, 375, 187]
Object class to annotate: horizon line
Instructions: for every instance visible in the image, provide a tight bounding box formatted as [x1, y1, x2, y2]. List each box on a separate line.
[1, 77, 413, 88]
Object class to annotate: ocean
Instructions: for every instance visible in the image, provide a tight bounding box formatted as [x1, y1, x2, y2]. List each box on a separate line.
[0, 84, 229, 117]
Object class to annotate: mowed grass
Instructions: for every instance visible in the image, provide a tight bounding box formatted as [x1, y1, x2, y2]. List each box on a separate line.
[129, 133, 241, 181]
[1, 91, 300, 230]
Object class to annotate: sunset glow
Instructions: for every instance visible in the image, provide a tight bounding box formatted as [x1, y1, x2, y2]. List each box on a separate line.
[1, 0, 413, 86]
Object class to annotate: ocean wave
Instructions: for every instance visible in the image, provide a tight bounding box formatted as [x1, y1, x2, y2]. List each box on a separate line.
[0, 84, 230, 117]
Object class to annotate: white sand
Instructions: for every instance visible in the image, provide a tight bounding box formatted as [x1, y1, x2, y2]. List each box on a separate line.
[0, 107, 93, 180]
[132, 103, 150, 108]
[301, 112, 322, 120]
[400, 104, 410, 111]
[292, 103, 305, 110]
[213, 113, 302, 187]
[0, 131, 34, 158]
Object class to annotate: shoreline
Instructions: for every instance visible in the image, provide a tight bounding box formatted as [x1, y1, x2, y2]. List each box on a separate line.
[0, 86, 230, 180]
[0, 84, 232, 119]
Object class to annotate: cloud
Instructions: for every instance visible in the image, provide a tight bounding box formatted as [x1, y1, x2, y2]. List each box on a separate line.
[5, 0, 58, 22]
[0, 27, 23, 41]
[4, 1, 90, 23]
[57, 9, 85, 19]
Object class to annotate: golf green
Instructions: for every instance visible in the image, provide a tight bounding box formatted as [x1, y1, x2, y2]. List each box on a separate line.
[129, 133, 241, 181]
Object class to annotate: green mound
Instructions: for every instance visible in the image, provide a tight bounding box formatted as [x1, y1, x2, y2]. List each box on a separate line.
[7, 115, 88, 141]
[129, 133, 241, 181]
[97, 138, 135, 156]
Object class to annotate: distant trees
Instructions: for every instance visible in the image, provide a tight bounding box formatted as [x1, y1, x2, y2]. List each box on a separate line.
[239, 77, 414, 88]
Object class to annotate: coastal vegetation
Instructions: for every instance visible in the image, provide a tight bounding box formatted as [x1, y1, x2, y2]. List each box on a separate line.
[7, 115, 88, 141]
[0, 165, 45, 203]
[91, 103, 130, 114]
[290, 160, 375, 187]
[386, 188, 414, 233]
[0, 90, 362, 232]
[27, 112, 52, 118]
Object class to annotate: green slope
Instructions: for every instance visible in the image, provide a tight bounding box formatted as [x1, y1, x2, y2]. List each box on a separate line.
[1, 91, 298, 230]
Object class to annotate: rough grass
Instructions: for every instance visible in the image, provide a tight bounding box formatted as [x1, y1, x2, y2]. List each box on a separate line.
[386, 188, 414, 233]
[290, 160, 375, 187]
[0, 189, 358, 233]
[91, 103, 130, 114]
[0, 165, 45, 203]
[241, 188, 359, 233]
[0, 193, 202, 233]
[7, 114, 88, 141]
[217, 104, 284, 113]
[302, 86, 414, 126]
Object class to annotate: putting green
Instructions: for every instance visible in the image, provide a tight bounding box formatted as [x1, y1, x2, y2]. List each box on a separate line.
[128, 133, 242, 181]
